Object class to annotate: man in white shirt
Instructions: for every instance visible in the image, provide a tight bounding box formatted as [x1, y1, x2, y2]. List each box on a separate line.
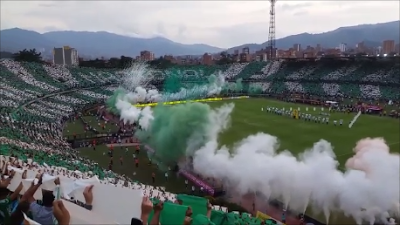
[165, 172, 168, 181]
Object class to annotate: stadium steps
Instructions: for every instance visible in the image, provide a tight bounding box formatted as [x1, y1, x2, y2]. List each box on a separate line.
[339, 83, 361, 97]
[380, 86, 399, 100]
[269, 81, 287, 94]
[0, 65, 46, 94]
[236, 62, 268, 79]
[302, 83, 325, 96]
[20, 62, 65, 89]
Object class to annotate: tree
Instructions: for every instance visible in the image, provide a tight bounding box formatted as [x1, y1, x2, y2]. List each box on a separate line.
[0, 51, 13, 59]
[108, 57, 120, 68]
[148, 57, 174, 69]
[13, 48, 42, 63]
[120, 55, 134, 68]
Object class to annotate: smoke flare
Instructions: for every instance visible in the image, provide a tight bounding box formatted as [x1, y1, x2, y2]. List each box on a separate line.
[108, 63, 399, 225]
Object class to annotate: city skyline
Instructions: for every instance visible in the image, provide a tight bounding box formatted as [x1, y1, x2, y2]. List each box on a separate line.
[1, 1, 399, 48]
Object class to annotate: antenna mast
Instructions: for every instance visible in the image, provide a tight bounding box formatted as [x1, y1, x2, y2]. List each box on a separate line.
[268, 0, 276, 60]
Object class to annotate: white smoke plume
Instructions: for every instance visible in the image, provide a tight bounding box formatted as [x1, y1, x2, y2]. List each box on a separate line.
[120, 62, 155, 91]
[112, 63, 400, 225]
[115, 63, 226, 127]
[113, 63, 399, 225]
[192, 108, 400, 225]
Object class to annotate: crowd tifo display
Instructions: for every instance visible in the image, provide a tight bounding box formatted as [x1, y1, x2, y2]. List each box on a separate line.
[0, 58, 399, 225]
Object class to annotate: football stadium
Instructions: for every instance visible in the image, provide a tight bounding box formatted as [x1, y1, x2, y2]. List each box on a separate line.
[0, 59, 399, 225]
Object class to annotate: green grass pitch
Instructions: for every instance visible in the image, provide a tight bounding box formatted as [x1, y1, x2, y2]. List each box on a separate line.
[66, 98, 399, 187]
[64, 98, 399, 224]
[212, 98, 399, 166]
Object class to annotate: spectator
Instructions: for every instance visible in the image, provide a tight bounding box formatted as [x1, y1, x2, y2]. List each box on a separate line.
[9, 200, 30, 225]
[0, 170, 24, 224]
[131, 196, 154, 225]
[20, 174, 56, 225]
[52, 200, 70, 225]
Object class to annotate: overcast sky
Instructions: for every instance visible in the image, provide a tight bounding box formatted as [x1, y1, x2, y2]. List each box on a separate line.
[1, 1, 399, 48]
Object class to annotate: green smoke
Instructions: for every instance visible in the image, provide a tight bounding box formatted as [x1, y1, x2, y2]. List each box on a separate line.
[248, 83, 263, 94]
[222, 78, 243, 93]
[135, 102, 210, 165]
[235, 78, 243, 91]
[106, 88, 126, 115]
[163, 69, 183, 93]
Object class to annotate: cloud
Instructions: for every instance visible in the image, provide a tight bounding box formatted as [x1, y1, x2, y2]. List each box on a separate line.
[279, 3, 313, 11]
[1, 1, 399, 48]
[293, 11, 309, 16]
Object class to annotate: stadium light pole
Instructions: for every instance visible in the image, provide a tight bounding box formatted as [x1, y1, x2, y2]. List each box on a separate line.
[268, 0, 277, 60]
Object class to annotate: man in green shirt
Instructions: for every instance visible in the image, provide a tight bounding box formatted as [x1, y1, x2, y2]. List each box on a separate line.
[0, 170, 25, 224]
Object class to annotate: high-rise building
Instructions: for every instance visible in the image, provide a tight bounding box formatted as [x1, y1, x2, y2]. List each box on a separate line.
[339, 43, 347, 53]
[293, 44, 301, 52]
[356, 41, 366, 53]
[140, 51, 155, 61]
[382, 40, 395, 54]
[315, 44, 321, 52]
[53, 46, 79, 66]
[202, 53, 213, 65]
[242, 47, 250, 55]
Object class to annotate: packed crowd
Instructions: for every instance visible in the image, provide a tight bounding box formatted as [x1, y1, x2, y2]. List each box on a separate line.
[0, 60, 249, 225]
[166, 60, 399, 101]
[1, 59, 398, 225]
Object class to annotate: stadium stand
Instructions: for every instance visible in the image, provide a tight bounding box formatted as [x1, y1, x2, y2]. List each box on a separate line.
[0, 58, 399, 225]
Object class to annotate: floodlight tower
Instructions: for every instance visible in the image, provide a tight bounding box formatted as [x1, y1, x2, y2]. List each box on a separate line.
[267, 0, 277, 60]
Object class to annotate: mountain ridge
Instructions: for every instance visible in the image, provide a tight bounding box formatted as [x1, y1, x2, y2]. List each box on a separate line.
[226, 20, 399, 53]
[0, 20, 398, 58]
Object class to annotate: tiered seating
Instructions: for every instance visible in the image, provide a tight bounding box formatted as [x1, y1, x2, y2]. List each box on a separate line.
[322, 83, 341, 96]
[269, 81, 287, 94]
[341, 61, 382, 82]
[67, 66, 118, 86]
[322, 62, 360, 80]
[360, 85, 381, 99]
[2, 60, 253, 225]
[223, 63, 248, 79]
[285, 61, 317, 80]
[284, 81, 304, 93]
[305, 61, 341, 81]
[339, 83, 361, 97]
[168, 65, 227, 81]
[248, 82, 271, 94]
[385, 63, 400, 84]
[235, 62, 267, 79]
[1, 59, 400, 225]
[20, 62, 66, 89]
[267, 61, 300, 80]
[379, 86, 399, 100]
[231, 60, 399, 100]
[0, 60, 58, 94]
[43, 64, 80, 87]
[302, 83, 325, 96]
